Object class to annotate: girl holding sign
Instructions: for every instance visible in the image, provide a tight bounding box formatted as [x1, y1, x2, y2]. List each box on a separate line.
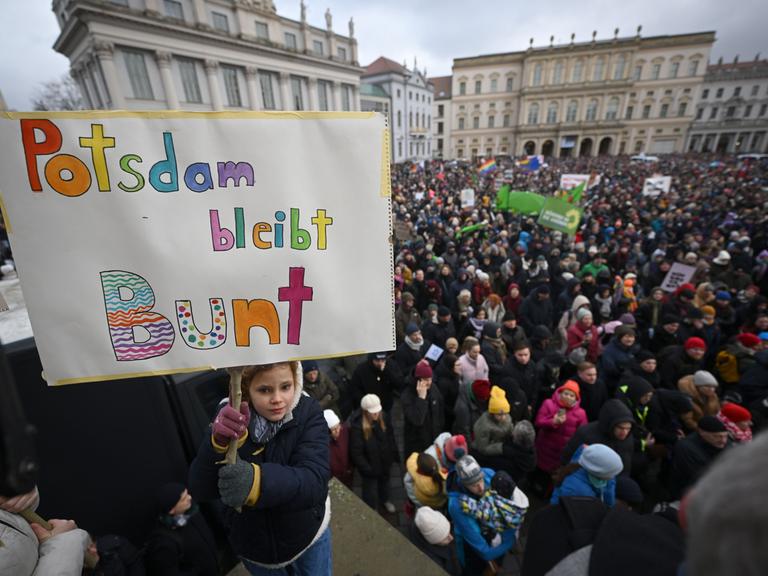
[189, 362, 331, 575]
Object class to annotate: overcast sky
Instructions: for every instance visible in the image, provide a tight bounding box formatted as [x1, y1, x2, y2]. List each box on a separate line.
[1, 0, 766, 110]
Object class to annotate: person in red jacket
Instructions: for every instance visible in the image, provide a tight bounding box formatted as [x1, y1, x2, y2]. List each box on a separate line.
[566, 308, 601, 363]
[324, 409, 353, 487]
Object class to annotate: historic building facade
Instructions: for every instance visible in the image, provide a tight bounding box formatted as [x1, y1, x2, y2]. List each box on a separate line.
[449, 30, 715, 159]
[52, 0, 362, 112]
[687, 57, 768, 154]
[429, 75, 452, 159]
[361, 56, 434, 163]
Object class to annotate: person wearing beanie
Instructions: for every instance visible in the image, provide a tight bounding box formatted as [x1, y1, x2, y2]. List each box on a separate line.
[649, 313, 682, 354]
[518, 283, 554, 336]
[534, 381, 588, 489]
[471, 387, 516, 472]
[394, 322, 430, 377]
[453, 378, 490, 440]
[409, 506, 459, 575]
[566, 305, 600, 363]
[713, 290, 739, 339]
[551, 444, 623, 506]
[677, 370, 721, 425]
[324, 409, 353, 488]
[657, 337, 708, 390]
[628, 348, 661, 388]
[349, 393, 398, 515]
[480, 321, 509, 386]
[615, 475, 644, 509]
[669, 414, 730, 499]
[145, 482, 218, 576]
[503, 340, 538, 412]
[717, 403, 753, 443]
[302, 360, 341, 414]
[500, 308, 527, 353]
[599, 324, 638, 392]
[447, 456, 519, 573]
[189, 361, 331, 573]
[401, 359, 445, 460]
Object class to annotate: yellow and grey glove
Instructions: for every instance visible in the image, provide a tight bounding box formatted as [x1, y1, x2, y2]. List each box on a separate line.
[218, 458, 260, 508]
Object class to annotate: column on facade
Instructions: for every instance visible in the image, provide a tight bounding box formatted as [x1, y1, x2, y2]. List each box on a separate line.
[155, 51, 179, 109]
[245, 66, 261, 110]
[331, 80, 342, 111]
[70, 63, 92, 109]
[307, 78, 318, 111]
[234, 5, 251, 38]
[204, 60, 223, 110]
[93, 41, 125, 109]
[279, 72, 291, 111]
[353, 85, 360, 111]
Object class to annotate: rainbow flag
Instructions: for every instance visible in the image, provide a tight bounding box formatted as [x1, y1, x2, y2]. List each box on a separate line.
[516, 155, 543, 172]
[478, 159, 497, 175]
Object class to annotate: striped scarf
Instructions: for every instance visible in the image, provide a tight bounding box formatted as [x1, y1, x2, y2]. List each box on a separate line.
[459, 489, 526, 533]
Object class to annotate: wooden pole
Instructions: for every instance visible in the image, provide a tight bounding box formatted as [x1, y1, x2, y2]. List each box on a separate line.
[225, 367, 244, 465]
[19, 508, 53, 531]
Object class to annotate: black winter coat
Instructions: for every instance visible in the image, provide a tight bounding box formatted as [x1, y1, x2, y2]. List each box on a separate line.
[401, 379, 446, 459]
[669, 433, 728, 499]
[738, 350, 768, 404]
[572, 374, 609, 422]
[561, 399, 635, 477]
[188, 394, 329, 566]
[350, 359, 402, 412]
[421, 318, 456, 349]
[658, 346, 704, 389]
[145, 513, 217, 576]
[349, 409, 396, 478]
[518, 287, 554, 334]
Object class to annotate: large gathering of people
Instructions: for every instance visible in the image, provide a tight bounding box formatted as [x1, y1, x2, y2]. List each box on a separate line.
[1, 151, 767, 575]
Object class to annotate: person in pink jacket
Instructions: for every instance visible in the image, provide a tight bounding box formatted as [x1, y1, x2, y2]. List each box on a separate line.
[456, 339, 490, 386]
[534, 381, 588, 475]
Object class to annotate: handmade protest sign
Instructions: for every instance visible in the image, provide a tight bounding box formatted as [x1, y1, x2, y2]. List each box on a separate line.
[461, 188, 475, 208]
[0, 111, 394, 385]
[559, 173, 601, 191]
[642, 176, 672, 197]
[661, 263, 696, 292]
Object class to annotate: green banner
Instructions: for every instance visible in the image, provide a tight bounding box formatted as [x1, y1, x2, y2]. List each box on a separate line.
[538, 197, 583, 235]
[497, 189, 546, 215]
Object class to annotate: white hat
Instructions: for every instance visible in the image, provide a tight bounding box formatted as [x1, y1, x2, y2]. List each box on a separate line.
[323, 409, 340, 429]
[414, 506, 451, 545]
[713, 251, 731, 265]
[360, 393, 382, 414]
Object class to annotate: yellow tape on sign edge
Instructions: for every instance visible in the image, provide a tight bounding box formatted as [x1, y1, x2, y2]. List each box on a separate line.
[51, 365, 216, 386]
[0, 110, 376, 121]
[0, 191, 10, 234]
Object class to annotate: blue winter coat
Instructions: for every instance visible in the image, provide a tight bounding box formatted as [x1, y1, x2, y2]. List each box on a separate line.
[447, 468, 516, 566]
[189, 394, 330, 566]
[550, 446, 617, 507]
[599, 338, 635, 389]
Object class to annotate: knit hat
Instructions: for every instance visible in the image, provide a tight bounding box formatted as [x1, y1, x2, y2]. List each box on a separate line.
[445, 434, 468, 462]
[405, 322, 421, 336]
[576, 308, 593, 321]
[488, 386, 511, 414]
[615, 325, 636, 340]
[635, 349, 655, 363]
[414, 360, 433, 380]
[737, 333, 761, 349]
[578, 444, 623, 479]
[471, 379, 491, 402]
[302, 359, 319, 373]
[618, 313, 636, 326]
[456, 455, 484, 487]
[698, 415, 727, 433]
[438, 306, 452, 317]
[502, 310, 516, 322]
[559, 380, 581, 401]
[402, 291, 415, 302]
[155, 482, 186, 515]
[720, 403, 752, 423]
[661, 313, 682, 325]
[323, 409, 340, 429]
[490, 470, 516, 499]
[615, 476, 644, 506]
[360, 393, 382, 413]
[701, 305, 716, 316]
[512, 420, 536, 450]
[483, 322, 501, 339]
[715, 290, 732, 301]
[693, 370, 718, 388]
[414, 506, 451, 545]
[685, 337, 707, 351]
[713, 250, 731, 265]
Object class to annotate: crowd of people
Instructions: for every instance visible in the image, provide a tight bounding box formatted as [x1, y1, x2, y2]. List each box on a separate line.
[2, 152, 767, 575]
[315, 152, 768, 575]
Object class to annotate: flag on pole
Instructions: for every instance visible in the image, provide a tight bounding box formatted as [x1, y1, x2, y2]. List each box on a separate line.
[495, 184, 511, 211]
[516, 155, 543, 172]
[565, 181, 586, 204]
[478, 158, 497, 175]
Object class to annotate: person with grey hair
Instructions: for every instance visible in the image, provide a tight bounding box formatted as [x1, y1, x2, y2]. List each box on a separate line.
[684, 431, 768, 576]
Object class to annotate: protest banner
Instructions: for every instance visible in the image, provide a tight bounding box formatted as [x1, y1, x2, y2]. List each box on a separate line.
[661, 263, 696, 292]
[0, 111, 394, 385]
[642, 176, 672, 197]
[559, 173, 601, 191]
[461, 188, 475, 208]
[537, 197, 582, 235]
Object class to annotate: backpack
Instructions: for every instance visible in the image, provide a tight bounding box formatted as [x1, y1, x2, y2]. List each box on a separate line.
[715, 349, 740, 385]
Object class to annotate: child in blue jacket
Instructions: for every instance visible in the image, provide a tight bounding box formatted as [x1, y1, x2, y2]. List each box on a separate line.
[551, 443, 623, 507]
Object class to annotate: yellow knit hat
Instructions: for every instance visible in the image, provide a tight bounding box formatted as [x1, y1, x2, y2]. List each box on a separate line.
[488, 386, 510, 414]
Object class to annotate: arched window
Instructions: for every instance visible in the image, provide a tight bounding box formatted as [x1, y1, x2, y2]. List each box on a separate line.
[593, 57, 605, 81]
[614, 54, 626, 80]
[605, 97, 620, 120]
[527, 102, 539, 124]
[553, 61, 564, 84]
[532, 63, 543, 86]
[566, 100, 578, 122]
[586, 99, 598, 121]
[572, 60, 584, 82]
[546, 101, 558, 123]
